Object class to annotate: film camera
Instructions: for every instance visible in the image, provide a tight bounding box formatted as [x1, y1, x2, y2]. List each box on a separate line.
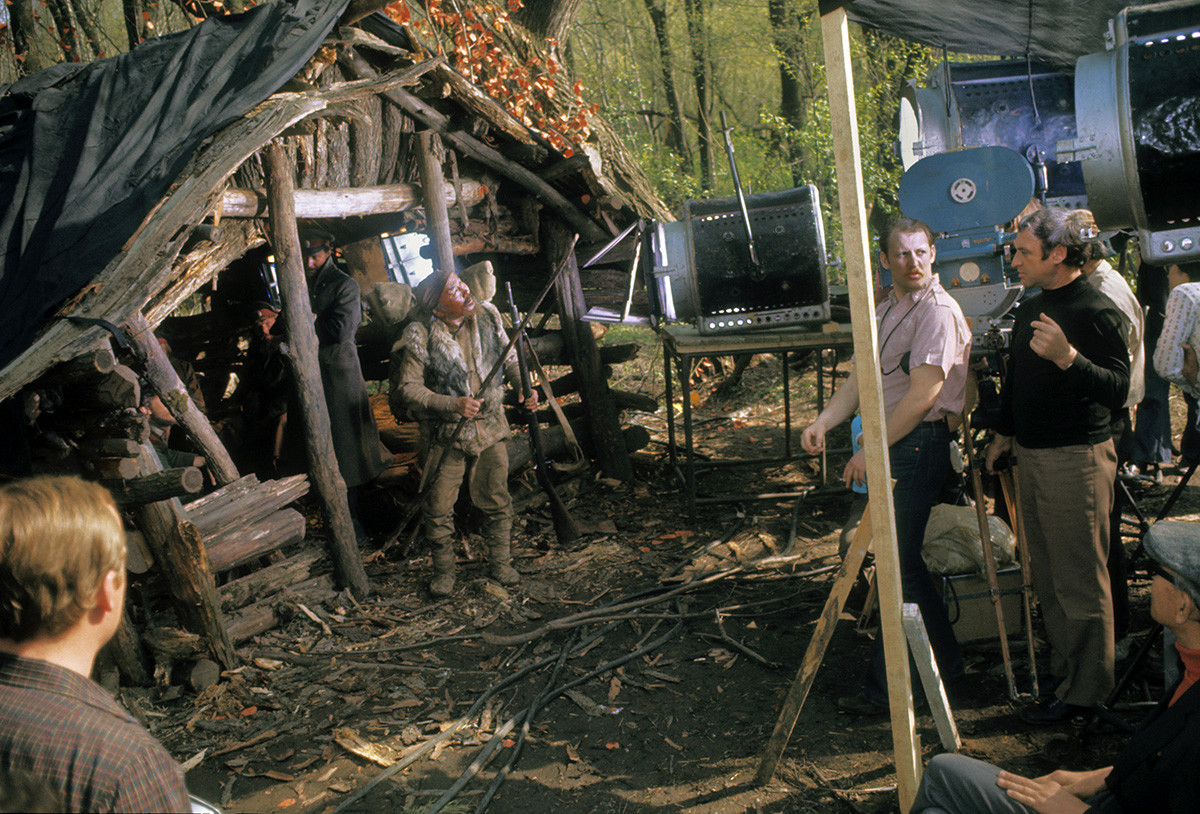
[899, 0, 1200, 265]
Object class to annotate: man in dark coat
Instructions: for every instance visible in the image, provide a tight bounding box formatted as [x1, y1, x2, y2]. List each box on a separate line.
[300, 230, 387, 536]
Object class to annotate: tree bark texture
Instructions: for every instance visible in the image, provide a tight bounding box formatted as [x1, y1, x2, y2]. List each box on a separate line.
[263, 142, 370, 598]
[769, 0, 811, 187]
[415, 132, 457, 279]
[132, 444, 237, 668]
[547, 220, 633, 480]
[512, 0, 586, 45]
[684, 0, 715, 191]
[641, 0, 692, 171]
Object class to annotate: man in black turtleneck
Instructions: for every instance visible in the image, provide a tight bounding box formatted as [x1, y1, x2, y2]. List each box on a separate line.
[986, 207, 1130, 726]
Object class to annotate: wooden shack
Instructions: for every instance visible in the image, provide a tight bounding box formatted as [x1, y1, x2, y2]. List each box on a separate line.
[0, 0, 669, 684]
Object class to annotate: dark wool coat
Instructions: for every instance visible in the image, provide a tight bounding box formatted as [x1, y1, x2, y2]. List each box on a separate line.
[309, 258, 387, 488]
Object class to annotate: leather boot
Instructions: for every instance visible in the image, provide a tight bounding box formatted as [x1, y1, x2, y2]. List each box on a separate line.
[429, 540, 456, 596]
[488, 541, 520, 586]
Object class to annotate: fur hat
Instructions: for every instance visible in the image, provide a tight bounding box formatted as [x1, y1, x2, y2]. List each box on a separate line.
[414, 272, 450, 313]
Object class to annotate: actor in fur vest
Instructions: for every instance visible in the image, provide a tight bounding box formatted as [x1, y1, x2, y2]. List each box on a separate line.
[392, 270, 537, 596]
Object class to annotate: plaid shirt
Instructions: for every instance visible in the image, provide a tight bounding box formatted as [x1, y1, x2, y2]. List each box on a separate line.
[0, 652, 189, 812]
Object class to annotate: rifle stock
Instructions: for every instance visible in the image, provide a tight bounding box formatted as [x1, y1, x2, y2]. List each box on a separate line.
[507, 282, 581, 545]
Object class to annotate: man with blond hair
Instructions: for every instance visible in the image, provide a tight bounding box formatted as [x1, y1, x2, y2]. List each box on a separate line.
[0, 476, 190, 812]
[802, 217, 971, 714]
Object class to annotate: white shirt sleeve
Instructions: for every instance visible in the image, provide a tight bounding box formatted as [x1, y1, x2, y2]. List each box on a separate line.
[1154, 284, 1200, 399]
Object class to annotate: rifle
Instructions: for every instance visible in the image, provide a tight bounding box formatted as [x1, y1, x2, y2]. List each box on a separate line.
[506, 281, 581, 545]
[383, 234, 580, 553]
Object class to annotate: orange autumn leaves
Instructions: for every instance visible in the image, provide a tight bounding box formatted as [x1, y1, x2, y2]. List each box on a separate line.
[384, 0, 599, 157]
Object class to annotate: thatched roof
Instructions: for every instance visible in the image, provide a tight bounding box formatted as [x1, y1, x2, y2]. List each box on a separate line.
[0, 0, 667, 401]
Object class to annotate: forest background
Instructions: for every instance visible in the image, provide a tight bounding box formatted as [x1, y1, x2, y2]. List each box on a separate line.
[0, 0, 962, 274]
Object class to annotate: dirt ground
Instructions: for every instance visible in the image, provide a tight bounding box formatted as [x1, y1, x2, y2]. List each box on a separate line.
[146, 328, 1192, 813]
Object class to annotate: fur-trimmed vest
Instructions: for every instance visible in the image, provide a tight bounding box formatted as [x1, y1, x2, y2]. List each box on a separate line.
[399, 301, 511, 454]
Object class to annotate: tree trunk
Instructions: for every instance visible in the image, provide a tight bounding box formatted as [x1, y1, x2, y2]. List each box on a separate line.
[683, 0, 714, 191]
[768, 0, 810, 187]
[641, 0, 692, 172]
[262, 142, 370, 598]
[133, 444, 237, 669]
[512, 0, 585, 46]
[547, 220, 633, 480]
[121, 0, 141, 51]
[415, 132, 456, 279]
[9, 0, 59, 73]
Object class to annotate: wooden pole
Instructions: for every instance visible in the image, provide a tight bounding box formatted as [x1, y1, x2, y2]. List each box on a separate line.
[547, 219, 633, 481]
[123, 311, 239, 486]
[820, 7, 920, 807]
[415, 132, 457, 278]
[756, 503, 874, 783]
[133, 444, 237, 668]
[961, 409, 1018, 699]
[262, 142, 370, 598]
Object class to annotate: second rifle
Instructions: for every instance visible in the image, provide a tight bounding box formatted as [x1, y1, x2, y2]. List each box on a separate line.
[506, 281, 581, 545]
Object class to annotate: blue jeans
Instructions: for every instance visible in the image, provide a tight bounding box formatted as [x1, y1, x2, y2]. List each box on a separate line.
[1132, 366, 1173, 466]
[863, 421, 963, 705]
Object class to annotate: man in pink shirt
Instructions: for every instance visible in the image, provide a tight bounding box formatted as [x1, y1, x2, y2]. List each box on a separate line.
[802, 217, 972, 714]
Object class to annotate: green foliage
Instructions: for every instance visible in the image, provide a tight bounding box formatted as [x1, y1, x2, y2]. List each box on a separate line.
[634, 143, 704, 212]
[574, 0, 943, 264]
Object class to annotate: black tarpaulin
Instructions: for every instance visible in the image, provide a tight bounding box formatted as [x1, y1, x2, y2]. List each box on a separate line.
[0, 0, 350, 369]
[818, 0, 1155, 69]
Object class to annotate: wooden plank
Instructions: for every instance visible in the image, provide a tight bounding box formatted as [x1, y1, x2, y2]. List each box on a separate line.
[184, 474, 261, 525]
[755, 504, 875, 783]
[101, 466, 204, 505]
[190, 474, 310, 540]
[901, 604, 961, 753]
[205, 508, 306, 573]
[415, 132, 457, 279]
[548, 221, 632, 480]
[820, 8, 920, 808]
[264, 142, 369, 598]
[218, 549, 324, 612]
[90, 456, 140, 480]
[217, 181, 486, 218]
[35, 348, 116, 387]
[225, 574, 337, 642]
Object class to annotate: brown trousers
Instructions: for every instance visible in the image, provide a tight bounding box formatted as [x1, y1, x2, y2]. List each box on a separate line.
[422, 440, 513, 565]
[1016, 440, 1117, 707]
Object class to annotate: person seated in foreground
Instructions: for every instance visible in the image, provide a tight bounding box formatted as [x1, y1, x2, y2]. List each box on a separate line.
[909, 519, 1200, 813]
[0, 476, 191, 812]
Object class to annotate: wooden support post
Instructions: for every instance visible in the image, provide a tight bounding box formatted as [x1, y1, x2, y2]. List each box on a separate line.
[756, 504, 874, 784]
[262, 142, 370, 598]
[132, 444, 237, 668]
[123, 311, 240, 486]
[821, 7, 920, 808]
[415, 131, 457, 278]
[901, 604, 961, 752]
[546, 220, 633, 481]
